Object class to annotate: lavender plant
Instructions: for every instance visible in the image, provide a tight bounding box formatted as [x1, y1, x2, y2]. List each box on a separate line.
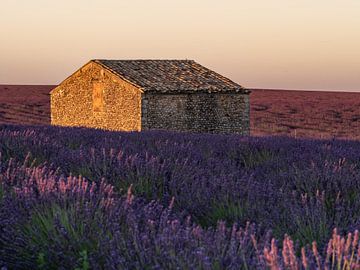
[0, 124, 359, 269]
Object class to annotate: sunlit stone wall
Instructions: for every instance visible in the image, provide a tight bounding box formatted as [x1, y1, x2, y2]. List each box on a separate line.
[51, 62, 142, 131]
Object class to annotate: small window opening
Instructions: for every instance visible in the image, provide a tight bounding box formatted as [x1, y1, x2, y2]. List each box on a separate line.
[93, 82, 104, 112]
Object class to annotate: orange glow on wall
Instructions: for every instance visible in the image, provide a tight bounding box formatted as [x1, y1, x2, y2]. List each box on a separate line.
[93, 82, 104, 112]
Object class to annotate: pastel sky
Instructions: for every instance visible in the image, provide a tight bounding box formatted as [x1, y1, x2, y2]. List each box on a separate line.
[1, 0, 360, 91]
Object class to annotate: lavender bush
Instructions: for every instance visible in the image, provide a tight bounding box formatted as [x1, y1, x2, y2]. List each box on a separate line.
[0, 124, 359, 269]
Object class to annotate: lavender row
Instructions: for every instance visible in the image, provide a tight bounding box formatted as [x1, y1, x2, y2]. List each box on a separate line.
[1, 124, 360, 249]
[0, 158, 359, 269]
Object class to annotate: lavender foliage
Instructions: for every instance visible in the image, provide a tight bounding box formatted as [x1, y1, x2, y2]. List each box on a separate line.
[0, 124, 359, 269]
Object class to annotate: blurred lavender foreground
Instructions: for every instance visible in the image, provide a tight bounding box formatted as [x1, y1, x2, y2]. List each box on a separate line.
[0, 124, 359, 269]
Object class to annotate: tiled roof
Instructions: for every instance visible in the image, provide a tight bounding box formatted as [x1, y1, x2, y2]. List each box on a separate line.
[94, 59, 248, 93]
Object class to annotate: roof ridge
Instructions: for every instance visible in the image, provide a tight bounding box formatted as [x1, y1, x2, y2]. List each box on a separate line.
[94, 59, 195, 62]
[92, 59, 247, 94]
[93, 60, 143, 90]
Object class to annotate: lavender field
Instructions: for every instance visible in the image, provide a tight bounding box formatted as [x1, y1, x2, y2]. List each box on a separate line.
[0, 124, 359, 269]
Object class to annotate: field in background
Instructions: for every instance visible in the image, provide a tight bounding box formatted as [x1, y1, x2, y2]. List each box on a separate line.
[251, 89, 360, 139]
[0, 85, 52, 125]
[1, 85, 360, 139]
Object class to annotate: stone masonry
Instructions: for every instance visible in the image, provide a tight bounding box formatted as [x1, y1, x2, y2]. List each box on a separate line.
[51, 60, 250, 134]
[142, 93, 249, 134]
[51, 62, 142, 131]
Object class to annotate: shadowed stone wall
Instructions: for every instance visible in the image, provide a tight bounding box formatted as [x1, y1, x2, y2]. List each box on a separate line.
[51, 62, 142, 131]
[141, 93, 250, 134]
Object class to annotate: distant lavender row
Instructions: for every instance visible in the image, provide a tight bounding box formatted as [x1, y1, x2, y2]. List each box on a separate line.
[0, 157, 359, 269]
[0, 124, 360, 252]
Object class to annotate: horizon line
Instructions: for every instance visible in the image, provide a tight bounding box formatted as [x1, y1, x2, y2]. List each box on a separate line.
[0, 83, 359, 93]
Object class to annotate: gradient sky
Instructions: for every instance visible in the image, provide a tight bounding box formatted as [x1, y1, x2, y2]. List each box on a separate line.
[1, 0, 360, 90]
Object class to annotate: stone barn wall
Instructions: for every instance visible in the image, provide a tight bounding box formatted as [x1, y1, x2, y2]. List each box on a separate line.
[51, 62, 142, 131]
[141, 93, 250, 134]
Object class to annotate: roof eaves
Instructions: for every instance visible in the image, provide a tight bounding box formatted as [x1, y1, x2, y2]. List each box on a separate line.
[92, 60, 145, 93]
[144, 86, 250, 94]
[191, 60, 244, 89]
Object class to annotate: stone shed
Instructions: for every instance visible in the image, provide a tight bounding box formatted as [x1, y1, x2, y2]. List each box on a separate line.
[50, 59, 250, 134]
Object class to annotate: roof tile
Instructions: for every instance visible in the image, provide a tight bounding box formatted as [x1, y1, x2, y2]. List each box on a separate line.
[94, 59, 248, 93]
